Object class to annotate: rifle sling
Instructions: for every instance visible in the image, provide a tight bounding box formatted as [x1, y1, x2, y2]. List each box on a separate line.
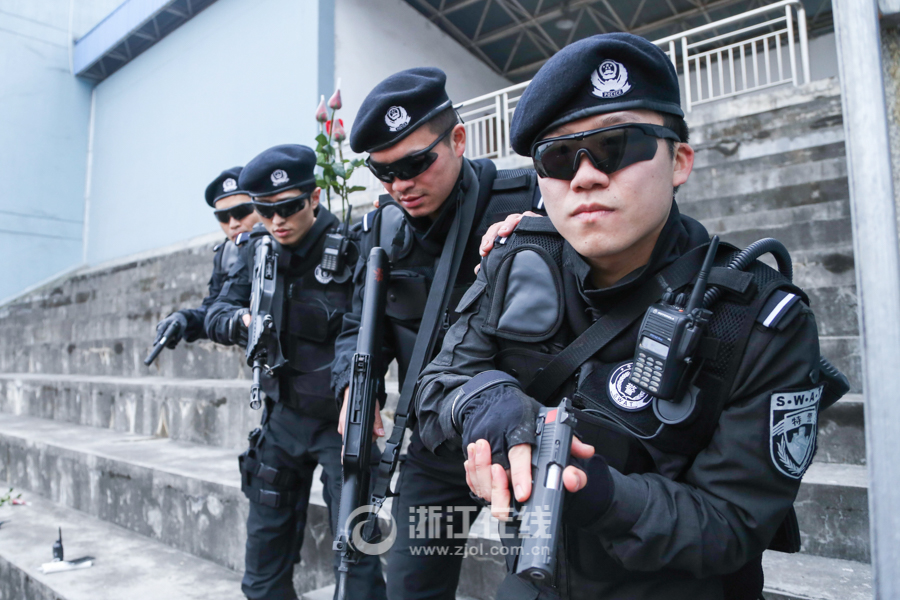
[372, 170, 481, 503]
[525, 244, 709, 404]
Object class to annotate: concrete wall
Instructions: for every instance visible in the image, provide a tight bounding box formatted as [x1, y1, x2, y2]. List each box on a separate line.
[83, 0, 327, 265]
[334, 0, 513, 134]
[0, 0, 120, 303]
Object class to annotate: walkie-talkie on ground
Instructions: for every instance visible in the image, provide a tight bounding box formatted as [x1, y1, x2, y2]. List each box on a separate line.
[630, 236, 719, 407]
[53, 527, 64, 561]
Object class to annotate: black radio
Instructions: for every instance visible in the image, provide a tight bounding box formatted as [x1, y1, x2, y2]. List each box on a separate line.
[631, 237, 719, 416]
[321, 232, 349, 274]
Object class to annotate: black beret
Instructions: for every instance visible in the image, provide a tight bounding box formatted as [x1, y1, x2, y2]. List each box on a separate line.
[349, 67, 453, 153]
[510, 33, 683, 156]
[239, 145, 317, 197]
[205, 166, 246, 207]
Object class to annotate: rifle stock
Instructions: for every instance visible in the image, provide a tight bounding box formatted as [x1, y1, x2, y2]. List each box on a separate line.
[334, 247, 390, 600]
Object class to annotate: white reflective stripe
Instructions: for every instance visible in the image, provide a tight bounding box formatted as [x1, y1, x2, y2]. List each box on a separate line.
[763, 293, 797, 327]
[536, 196, 544, 210]
[363, 213, 369, 232]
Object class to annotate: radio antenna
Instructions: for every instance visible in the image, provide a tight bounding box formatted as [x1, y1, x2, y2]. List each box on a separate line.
[685, 236, 719, 315]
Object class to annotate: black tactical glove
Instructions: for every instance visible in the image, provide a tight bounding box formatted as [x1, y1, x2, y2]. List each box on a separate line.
[452, 371, 541, 468]
[563, 454, 615, 528]
[154, 312, 188, 348]
[229, 308, 250, 347]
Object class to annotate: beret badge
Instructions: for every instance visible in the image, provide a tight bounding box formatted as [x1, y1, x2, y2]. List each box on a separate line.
[270, 169, 289, 186]
[385, 106, 411, 132]
[591, 59, 632, 99]
[222, 178, 237, 193]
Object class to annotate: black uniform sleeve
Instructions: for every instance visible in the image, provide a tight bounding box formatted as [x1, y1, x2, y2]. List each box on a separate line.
[180, 246, 226, 342]
[330, 226, 397, 401]
[416, 266, 499, 451]
[204, 243, 253, 345]
[580, 305, 821, 577]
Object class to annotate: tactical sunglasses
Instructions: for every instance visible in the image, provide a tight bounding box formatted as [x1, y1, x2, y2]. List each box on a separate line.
[252, 192, 310, 220]
[531, 123, 682, 180]
[366, 125, 455, 183]
[213, 202, 255, 224]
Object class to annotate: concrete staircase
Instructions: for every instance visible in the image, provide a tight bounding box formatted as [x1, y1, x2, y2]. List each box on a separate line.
[0, 77, 872, 600]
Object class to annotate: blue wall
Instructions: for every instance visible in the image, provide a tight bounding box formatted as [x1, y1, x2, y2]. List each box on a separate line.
[84, 0, 326, 265]
[0, 1, 93, 301]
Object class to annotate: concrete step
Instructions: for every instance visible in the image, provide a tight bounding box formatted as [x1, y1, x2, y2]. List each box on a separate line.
[0, 414, 339, 595]
[680, 155, 847, 205]
[678, 176, 849, 225]
[0, 413, 869, 572]
[795, 462, 870, 563]
[761, 552, 872, 600]
[0, 485, 245, 600]
[691, 139, 845, 183]
[709, 214, 853, 255]
[701, 199, 849, 240]
[0, 372, 400, 452]
[817, 395, 865, 466]
[0, 333, 250, 380]
[0, 373, 260, 450]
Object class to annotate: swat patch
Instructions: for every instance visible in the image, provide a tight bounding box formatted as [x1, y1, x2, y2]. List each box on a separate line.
[314, 265, 334, 285]
[607, 362, 652, 412]
[770, 386, 822, 479]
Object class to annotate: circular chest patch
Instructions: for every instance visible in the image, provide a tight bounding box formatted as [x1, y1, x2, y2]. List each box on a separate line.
[314, 265, 334, 285]
[607, 362, 652, 412]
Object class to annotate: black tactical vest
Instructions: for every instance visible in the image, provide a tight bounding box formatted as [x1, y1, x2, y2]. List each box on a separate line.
[358, 164, 542, 384]
[477, 218, 808, 469]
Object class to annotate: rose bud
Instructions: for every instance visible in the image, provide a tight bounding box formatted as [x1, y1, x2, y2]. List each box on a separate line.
[328, 88, 342, 110]
[315, 96, 328, 122]
[332, 119, 346, 142]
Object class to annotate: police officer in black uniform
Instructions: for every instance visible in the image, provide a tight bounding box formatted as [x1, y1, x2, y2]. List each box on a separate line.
[151, 167, 259, 350]
[331, 68, 542, 600]
[415, 34, 845, 600]
[204, 145, 386, 600]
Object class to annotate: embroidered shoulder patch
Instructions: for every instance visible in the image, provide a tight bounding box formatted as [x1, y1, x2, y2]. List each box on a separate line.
[770, 386, 822, 479]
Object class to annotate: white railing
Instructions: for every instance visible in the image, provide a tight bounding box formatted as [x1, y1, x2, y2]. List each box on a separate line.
[458, 0, 810, 160]
[654, 0, 810, 112]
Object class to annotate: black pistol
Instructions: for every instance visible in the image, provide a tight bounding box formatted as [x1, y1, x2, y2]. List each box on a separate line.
[334, 247, 390, 600]
[143, 319, 183, 366]
[245, 235, 286, 410]
[515, 398, 578, 583]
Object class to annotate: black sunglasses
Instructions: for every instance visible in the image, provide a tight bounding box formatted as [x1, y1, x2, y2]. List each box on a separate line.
[531, 123, 682, 180]
[252, 192, 310, 219]
[213, 202, 255, 224]
[366, 125, 455, 183]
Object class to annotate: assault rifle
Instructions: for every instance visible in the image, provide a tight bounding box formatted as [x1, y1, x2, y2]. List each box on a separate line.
[246, 235, 286, 410]
[334, 247, 390, 600]
[513, 398, 578, 583]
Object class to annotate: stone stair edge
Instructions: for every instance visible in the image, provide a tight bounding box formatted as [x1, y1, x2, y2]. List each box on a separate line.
[685, 77, 841, 127]
[0, 484, 245, 600]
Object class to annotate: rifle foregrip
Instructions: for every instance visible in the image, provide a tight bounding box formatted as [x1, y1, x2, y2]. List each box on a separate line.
[515, 399, 576, 583]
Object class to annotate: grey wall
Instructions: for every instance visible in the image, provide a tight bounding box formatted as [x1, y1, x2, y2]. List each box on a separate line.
[0, 0, 120, 302]
[83, 0, 325, 265]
